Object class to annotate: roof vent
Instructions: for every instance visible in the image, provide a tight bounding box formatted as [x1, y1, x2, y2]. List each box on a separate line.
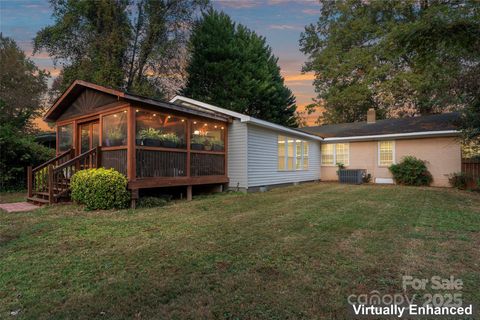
[367, 108, 376, 124]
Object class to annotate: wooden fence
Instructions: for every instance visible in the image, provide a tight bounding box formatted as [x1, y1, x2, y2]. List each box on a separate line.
[461, 158, 480, 188]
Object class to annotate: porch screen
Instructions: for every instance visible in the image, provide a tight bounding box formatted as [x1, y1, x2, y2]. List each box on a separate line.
[136, 110, 186, 149]
[58, 123, 73, 152]
[102, 111, 127, 147]
[190, 120, 225, 151]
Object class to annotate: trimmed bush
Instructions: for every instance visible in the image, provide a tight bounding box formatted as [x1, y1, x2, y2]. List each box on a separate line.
[448, 172, 469, 190]
[389, 156, 433, 186]
[70, 168, 130, 210]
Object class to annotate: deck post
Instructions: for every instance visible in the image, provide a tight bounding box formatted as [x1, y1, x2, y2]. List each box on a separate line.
[186, 185, 192, 201]
[127, 106, 136, 182]
[48, 164, 54, 204]
[27, 166, 33, 198]
[96, 146, 101, 168]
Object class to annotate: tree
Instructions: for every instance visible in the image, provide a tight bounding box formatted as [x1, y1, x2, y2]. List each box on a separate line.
[300, 1, 480, 124]
[34, 0, 207, 98]
[0, 34, 54, 190]
[182, 10, 298, 127]
[0, 34, 49, 130]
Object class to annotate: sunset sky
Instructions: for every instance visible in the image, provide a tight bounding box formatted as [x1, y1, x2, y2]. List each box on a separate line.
[0, 0, 322, 125]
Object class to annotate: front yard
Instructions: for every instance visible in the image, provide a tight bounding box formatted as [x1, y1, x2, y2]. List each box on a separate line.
[1, 183, 479, 319]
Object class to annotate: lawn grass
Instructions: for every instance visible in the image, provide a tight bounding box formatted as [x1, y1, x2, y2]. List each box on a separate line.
[0, 191, 26, 204]
[0, 183, 479, 319]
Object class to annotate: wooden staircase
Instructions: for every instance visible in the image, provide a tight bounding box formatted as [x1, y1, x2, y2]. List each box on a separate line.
[27, 147, 101, 205]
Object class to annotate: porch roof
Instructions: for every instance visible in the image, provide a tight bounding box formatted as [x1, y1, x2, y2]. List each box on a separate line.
[44, 80, 231, 122]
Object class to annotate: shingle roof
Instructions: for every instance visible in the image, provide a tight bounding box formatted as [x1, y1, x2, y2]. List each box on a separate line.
[297, 113, 460, 138]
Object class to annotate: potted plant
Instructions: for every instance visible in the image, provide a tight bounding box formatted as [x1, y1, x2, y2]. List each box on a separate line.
[335, 162, 345, 176]
[204, 138, 212, 151]
[106, 128, 125, 146]
[135, 132, 143, 146]
[138, 128, 162, 147]
[211, 139, 224, 151]
[159, 133, 180, 148]
[191, 136, 205, 150]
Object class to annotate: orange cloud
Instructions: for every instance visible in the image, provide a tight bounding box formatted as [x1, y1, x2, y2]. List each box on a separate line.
[33, 117, 54, 132]
[296, 102, 325, 126]
[283, 73, 315, 82]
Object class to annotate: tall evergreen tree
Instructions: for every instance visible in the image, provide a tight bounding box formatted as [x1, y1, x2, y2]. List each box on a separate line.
[182, 10, 298, 127]
[300, 0, 480, 124]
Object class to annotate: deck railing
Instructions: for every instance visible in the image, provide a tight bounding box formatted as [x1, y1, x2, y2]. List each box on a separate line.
[136, 149, 187, 178]
[50, 147, 100, 200]
[135, 148, 225, 179]
[27, 147, 100, 204]
[28, 149, 75, 198]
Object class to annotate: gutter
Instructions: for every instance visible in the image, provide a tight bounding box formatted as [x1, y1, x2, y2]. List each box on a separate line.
[245, 117, 323, 141]
[170, 96, 323, 141]
[322, 130, 460, 142]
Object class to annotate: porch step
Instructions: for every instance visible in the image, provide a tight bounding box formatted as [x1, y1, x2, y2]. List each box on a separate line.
[27, 196, 50, 205]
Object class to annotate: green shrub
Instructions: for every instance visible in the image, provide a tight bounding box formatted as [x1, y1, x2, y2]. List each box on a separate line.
[389, 156, 433, 186]
[448, 172, 469, 190]
[0, 125, 54, 191]
[137, 196, 169, 208]
[70, 168, 130, 210]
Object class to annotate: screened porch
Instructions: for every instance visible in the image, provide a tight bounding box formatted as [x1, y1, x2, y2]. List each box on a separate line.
[55, 104, 229, 190]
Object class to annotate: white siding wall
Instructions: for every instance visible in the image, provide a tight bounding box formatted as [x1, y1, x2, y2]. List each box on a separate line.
[227, 120, 248, 189]
[247, 124, 321, 187]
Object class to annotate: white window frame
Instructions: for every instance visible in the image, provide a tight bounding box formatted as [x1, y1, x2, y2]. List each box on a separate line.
[378, 140, 396, 167]
[278, 136, 309, 171]
[278, 135, 286, 171]
[321, 143, 350, 166]
[335, 143, 350, 166]
[321, 144, 335, 166]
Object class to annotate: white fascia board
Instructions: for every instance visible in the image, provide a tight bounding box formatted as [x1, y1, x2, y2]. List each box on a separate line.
[170, 96, 250, 121]
[322, 130, 460, 142]
[246, 118, 323, 141]
[170, 95, 323, 141]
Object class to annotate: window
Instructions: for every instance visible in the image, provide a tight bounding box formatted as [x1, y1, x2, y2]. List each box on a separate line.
[321, 144, 335, 165]
[321, 143, 350, 166]
[136, 110, 186, 148]
[278, 136, 285, 170]
[58, 123, 73, 152]
[296, 140, 302, 170]
[287, 138, 294, 170]
[379, 141, 395, 166]
[190, 120, 225, 151]
[335, 143, 349, 166]
[102, 111, 127, 147]
[303, 142, 309, 169]
[278, 136, 309, 171]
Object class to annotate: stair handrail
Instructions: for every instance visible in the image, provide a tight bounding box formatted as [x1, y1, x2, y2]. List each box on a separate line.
[28, 148, 74, 199]
[32, 148, 74, 172]
[53, 146, 100, 173]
